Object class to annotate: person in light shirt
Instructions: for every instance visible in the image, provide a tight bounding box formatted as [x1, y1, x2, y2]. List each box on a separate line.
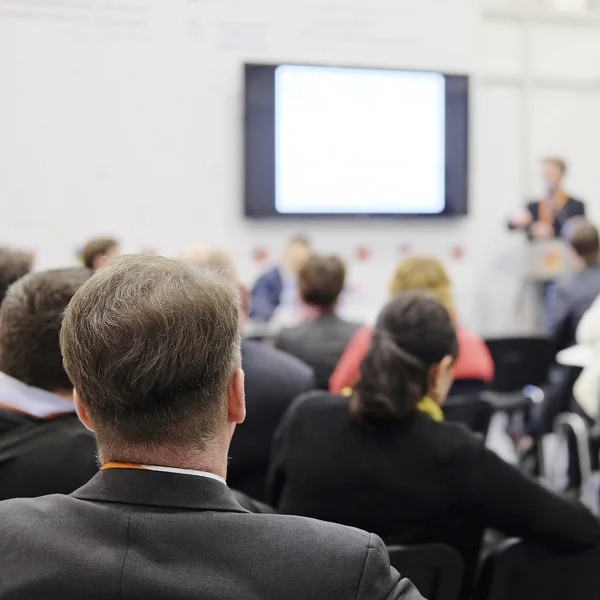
[0, 254, 422, 600]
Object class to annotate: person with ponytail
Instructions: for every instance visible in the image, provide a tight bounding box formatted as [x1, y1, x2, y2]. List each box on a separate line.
[269, 292, 600, 593]
[329, 257, 494, 395]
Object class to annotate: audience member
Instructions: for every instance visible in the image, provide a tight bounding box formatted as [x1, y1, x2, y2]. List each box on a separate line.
[81, 237, 120, 270]
[250, 235, 311, 321]
[0, 247, 32, 305]
[546, 219, 600, 352]
[0, 255, 422, 600]
[330, 257, 494, 394]
[275, 255, 360, 389]
[270, 292, 600, 592]
[180, 245, 315, 500]
[0, 268, 97, 500]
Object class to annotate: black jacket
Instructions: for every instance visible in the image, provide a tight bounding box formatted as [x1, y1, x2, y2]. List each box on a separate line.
[0, 468, 424, 600]
[0, 409, 98, 501]
[275, 314, 360, 390]
[269, 393, 600, 586]
[227, 340, 315, 500]
[509, 197, 585, 238]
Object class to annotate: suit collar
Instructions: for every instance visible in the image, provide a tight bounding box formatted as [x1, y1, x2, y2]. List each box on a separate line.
[72, 468, 248, 513]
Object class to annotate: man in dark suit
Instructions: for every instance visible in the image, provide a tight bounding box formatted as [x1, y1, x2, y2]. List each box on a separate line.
[276, 255, 360, 389]
[249, 235, 311, 321]
[180, 245, 315, 500]
[0, 267, 97, 500]
[0, 255, 420, 600]
[509, 157, 585, 240]
[547, 220, 600, 351]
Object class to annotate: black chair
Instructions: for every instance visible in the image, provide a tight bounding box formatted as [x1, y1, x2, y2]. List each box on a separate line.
[444, 393, 495, 439]
[474, 539, 600, 600]
[485, 337, 552, 393]
[387, 544, 463, 600]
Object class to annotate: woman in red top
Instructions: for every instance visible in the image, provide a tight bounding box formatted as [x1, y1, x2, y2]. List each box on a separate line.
[330, 257, 494, 394]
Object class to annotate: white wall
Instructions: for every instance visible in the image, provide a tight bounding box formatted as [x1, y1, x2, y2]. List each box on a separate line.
[1, 0, 600, 334]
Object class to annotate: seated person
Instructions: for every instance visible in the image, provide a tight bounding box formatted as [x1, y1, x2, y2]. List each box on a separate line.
[546, 219, 600, 352]
[330, 257, 494, 394]
[0, 255, 421, 600]
[275, 255, 360, 390]
[249, 236, 311, 321]
[0, 268, 97, 500]
[270, 291, 600, 592]
[0, 247, 32, 305]
[180, 245, 315, 500]
[81, 237, 120, 271]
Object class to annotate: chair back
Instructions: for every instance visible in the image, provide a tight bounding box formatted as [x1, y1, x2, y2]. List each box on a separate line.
[444, 393, 495, 438]
[474, 539, 600, 600]
[387, 544, 463, 600]
[485, 337, 552, 392]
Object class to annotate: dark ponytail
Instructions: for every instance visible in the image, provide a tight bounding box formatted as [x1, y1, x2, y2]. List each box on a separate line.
[350, 291, 458, 426]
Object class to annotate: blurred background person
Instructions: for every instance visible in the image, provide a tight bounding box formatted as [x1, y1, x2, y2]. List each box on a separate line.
[81, 237, 121, 271]
[180, 244, 314, 500]
[0, 267, 96, 500]
[275, 255, 360, 390]
[249, 236, 311, 322]
[269, 291, 600, 593]
[330, 257, 494, 395]
[509, 157, 585, 241]
[0, 247, 33, 306]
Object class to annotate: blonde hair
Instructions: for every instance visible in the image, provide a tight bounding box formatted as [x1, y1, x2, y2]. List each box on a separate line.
[389, 257, 454, 312]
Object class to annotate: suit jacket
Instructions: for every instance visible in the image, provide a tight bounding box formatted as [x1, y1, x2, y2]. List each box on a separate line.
[227, 340, 314, 500]
[269, 393, 600, 589]
[249, 267, 283, 321]
[276, 314, 360, 390]
[0, 468, 423, 600]
[546, 263, 600, 352]
[0, 409, 98, 501]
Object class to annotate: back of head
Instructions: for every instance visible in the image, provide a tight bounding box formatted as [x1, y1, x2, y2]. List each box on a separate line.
[298, 255, 346, 310]
[0, 248, 32, 306]
[568, 220, 600, 266]
[178, 245, 238, 286]
[60, 255, 241, 460]
[284, 236, 311, 274]
[0, 267, 92, 391]
[81, 237, 119, 270]
[389, 257, 454, 312]
[350, 291, 458, 426]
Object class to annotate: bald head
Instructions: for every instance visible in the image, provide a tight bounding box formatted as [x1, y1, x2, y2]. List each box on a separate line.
[179, 245, 238, 286]
[569, 220, 600, 266]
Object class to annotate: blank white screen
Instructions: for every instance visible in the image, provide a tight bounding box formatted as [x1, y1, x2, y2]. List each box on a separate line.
[275, 65, 446, 214]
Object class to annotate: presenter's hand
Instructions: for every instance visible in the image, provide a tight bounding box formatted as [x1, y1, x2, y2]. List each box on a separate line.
[530, 221, 554, 240]
[510, 209, 533, 229]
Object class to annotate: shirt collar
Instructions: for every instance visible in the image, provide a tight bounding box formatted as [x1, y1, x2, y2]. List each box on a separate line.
[0, 372, 75, 418]
[101, 462, 226, 485]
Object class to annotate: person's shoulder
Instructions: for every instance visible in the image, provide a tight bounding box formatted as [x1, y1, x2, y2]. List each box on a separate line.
[0, 494, 73, 530]
[242, 340, 314, 385]
[414, 412, 483, 460]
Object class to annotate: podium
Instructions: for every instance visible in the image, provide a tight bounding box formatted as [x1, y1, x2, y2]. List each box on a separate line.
[522, 240, 575, 331]
[525, 239, 575, 282]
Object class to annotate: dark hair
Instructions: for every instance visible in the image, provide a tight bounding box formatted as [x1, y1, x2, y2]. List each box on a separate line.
[81, 237, 118, 269]
[60, 255, 241, 457]
[0, 267, 92, 391]
[569, 220, 600, 265]
[543, 157, 567, 176]
[350, 291, 458, 425]
[298, 255, 346, 309]
[0, 248, 32, 305]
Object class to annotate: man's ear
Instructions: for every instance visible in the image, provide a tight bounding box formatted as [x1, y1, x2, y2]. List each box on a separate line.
[228, 368, 246, 425]
[73, 390, 95, 433]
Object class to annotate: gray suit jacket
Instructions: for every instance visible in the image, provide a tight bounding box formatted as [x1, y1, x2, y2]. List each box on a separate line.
[276, 314, 360, 390]
[0, 469, 423, 600]
[546, 263, 600, 351]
